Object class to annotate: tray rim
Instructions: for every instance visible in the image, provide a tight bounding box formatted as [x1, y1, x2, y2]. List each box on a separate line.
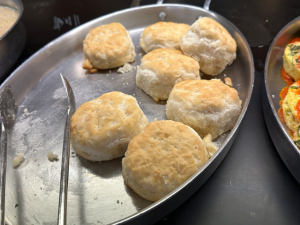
[264, 16, 300, 158]
[1, 3, 255, 225]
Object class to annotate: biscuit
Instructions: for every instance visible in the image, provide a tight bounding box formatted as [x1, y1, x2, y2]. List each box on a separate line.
[122, 120, 209, 201]
[180, 17, 237, 76]
[136, 48, 200, 102]
[140, 22, 190, 53]
[166, 79, 242, 139]
[82, 23, 136, 73]
[70, 92, 148, 161]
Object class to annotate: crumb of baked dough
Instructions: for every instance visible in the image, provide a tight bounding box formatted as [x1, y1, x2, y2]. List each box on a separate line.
[224, 77, 233, 87]
[117, 63, 133, 74]
[203, 134, 218, 158]
[47, 151, 58, 162]
[12, 153, 24, 168]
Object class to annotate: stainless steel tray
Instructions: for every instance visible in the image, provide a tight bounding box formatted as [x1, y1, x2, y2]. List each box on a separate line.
[263, 16, 300, 184]
[1, 4, 254, 225]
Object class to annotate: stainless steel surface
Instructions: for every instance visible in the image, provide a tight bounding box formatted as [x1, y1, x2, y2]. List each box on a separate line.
[130, 0, 140, 8]
[264, 16, 300, 183]
[0, 86, 17, 225]
[131, 0, 163, 8]
[0, 4, 254, 225]
[0, 121, 6, 225]
[57, 75, 76, 225]
[0, 120, 4, 225]
[204, 0, 211, 10]
[157, 0, 165, 20]
[0, 86, 18, 130]
[0, 0, 26, 81]
[158, 12, 166, 21]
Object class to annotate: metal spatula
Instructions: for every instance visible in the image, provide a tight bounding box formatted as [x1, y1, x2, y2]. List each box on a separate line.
[0, 86, 18, 225]
[57, 74, 75, 225]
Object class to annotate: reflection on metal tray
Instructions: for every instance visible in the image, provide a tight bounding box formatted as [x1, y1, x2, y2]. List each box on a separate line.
[1, 4, 254, 225]
[263, 16, 300, 184]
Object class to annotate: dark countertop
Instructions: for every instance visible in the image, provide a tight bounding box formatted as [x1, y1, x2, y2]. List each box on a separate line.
[7, 0, 300, 224]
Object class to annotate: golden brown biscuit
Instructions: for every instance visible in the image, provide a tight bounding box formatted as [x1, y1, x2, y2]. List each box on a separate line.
[140, 22, 190, 53]
[166, 79, 242, 139]
[82, 23, 136, 73]
[136, 48, 200, 102]
[122, 120, 209, 201]
[180, 17, 237, 76]
[70, 92, 148, 161]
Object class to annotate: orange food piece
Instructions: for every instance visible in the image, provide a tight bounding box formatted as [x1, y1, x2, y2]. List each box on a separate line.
[289, 37, 300, 44]
[281, 67, 295, 86]
[279, 86, 289, 100]
[278, 108, 285, 123]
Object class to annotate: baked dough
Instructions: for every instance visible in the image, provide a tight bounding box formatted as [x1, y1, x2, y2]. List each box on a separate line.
[203, 134, 218, 158]
[82, 23, 136, 73]
[136, 48, 200, 102]
[166, 79, 242, 139]
[122, 120, 209, 201]
[70, 92, 148, 161]
[140, 22, 190, 53]
[180, 17, 237, 76]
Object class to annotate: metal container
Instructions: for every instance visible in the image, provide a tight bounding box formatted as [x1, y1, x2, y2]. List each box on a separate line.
[1, 4, 254, 225]
[0, 0, 26, 81]
[263, 16, 300, 183]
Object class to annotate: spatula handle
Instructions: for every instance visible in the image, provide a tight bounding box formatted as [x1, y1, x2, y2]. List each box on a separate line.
[204, 0, 211, 10]
[0, 122, 7, 225]
[57, 109, 72, 225]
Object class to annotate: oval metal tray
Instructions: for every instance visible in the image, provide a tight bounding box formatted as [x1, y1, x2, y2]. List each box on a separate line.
[1, 4, 254, 225]
[263, 16, 300, 184]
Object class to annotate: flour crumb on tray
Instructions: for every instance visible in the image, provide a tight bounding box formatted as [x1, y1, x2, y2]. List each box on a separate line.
[117, 63, 132, 74]
[12, 153, 24, 168]
[47, 151, 58, 162]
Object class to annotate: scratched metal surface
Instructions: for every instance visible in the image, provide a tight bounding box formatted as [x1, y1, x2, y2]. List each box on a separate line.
[1, 4, 253, 225]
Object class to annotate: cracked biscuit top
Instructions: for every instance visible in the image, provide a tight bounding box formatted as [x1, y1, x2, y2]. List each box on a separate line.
[180, 17, 237, 76]
[71, 92, 148, 161]
[122, 120, 208, 201]
[140, 22, 190, 53]
[166, 79, 242, 139]
[82, 23, 136, 72]
[136, 48, 200, 102]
